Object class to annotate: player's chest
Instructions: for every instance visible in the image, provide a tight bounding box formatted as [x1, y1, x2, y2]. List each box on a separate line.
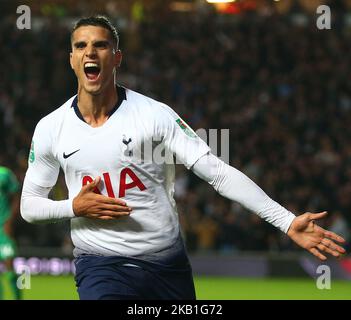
[55, 120, 148, 171]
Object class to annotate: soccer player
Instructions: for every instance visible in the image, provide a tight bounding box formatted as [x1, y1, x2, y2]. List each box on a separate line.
[20, 16, 346, 300]
[0, 166, 21, 300]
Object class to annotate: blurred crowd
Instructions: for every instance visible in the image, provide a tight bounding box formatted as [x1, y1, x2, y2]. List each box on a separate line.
[1, 8, 350, 255]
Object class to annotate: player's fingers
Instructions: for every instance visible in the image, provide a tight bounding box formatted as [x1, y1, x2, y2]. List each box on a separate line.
[98, 210, 131, 217]
[84, 176, 101, 191]
[92, 194, 127, 206]
[98, 215, 128, 220]
[86, 213, 128, 219]
[308, 211, 327, 222]
[323, 230, 346, 243]
[99, 196, 128, 207]
[88, 215, 122, 220]
[317, 244, 340, 257]
[309, 247, 327, 261]
[321, 238, 346, 254]
[98, 203, 133, 213]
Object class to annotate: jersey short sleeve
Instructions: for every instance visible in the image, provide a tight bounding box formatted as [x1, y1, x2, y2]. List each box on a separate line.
[25, 118, 60, 188]
[155, 104, 211, 169]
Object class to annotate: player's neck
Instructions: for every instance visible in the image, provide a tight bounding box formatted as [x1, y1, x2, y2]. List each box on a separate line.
[77, 84, 118, 127]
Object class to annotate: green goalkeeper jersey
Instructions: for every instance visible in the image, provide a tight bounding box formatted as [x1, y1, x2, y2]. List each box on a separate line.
[0, 166, 19, 227]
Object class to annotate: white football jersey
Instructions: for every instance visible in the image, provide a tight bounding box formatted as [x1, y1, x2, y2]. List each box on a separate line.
[25, 86, 210, 257]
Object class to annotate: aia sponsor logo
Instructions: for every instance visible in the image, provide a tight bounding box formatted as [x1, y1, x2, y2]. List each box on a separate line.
[82, 168, 146, 198]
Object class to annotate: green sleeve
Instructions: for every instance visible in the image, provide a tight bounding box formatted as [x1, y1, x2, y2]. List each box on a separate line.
[0, 168, 19, 194]
[8, 170, 19, 194]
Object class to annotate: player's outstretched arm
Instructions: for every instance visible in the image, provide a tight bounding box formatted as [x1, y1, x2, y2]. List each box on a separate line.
[192, 153, 346, 260]
[287, 211, 345, 260]
[72, 176, 132, 220]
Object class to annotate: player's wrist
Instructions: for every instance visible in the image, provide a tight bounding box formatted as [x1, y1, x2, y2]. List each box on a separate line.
[284, 214, 297, 234]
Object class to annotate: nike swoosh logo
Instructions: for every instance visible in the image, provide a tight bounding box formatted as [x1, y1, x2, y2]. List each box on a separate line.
[63, 149, 80, 159]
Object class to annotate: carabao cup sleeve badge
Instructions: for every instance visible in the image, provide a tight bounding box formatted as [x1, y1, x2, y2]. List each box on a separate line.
[29, 140, 35, 163]
[176, 118, 197, 138]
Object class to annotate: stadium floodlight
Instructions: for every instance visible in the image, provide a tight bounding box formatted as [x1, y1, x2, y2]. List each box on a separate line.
[206, 0, 236, 3]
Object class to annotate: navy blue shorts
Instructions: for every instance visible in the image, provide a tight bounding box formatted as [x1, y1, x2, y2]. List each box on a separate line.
[74, 254, 196, 300]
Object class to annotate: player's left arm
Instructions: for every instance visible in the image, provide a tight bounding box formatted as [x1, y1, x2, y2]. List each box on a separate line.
[191, 152, 346, 260]
[156, 104, 345, 260]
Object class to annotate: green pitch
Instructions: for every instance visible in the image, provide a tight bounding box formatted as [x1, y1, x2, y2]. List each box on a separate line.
[1, 275, 350, 300]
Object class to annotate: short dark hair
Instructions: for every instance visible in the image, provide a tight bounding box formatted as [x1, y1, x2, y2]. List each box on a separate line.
[71, 15, 119, 50]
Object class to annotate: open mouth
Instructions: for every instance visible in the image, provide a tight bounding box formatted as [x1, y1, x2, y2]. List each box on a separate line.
[84, 62, 100, 81]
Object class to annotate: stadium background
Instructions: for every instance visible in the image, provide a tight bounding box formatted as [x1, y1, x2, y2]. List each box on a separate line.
[0, 0, 350, 299]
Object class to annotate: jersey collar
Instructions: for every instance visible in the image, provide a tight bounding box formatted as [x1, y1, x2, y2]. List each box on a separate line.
[71, 85, 127, 123]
